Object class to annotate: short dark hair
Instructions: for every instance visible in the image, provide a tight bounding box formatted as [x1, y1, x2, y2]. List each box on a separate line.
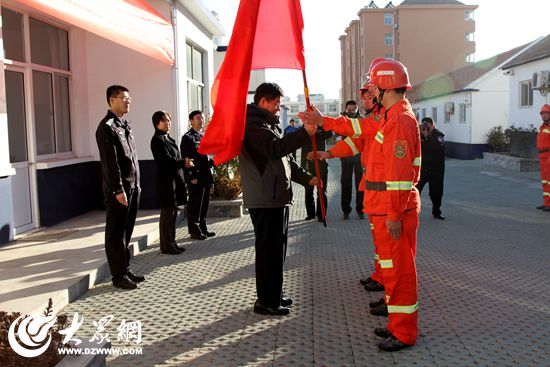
[289, 119, 295, 123]
[106, 85, 129, 105]
[254, 82, 284, 105]
[394, 87, 407, 95]
[152, 111, 171, 128]
[188, 110, 203, 121]
[345, 100, 357, 107]
[422, 117, 434, 125]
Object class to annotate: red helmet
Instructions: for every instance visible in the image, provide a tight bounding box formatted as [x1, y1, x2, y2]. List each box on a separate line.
[370, 59, 411, 90]
[540, 104, 550, 114]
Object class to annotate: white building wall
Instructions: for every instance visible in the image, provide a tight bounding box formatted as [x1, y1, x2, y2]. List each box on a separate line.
[507, 58, 550, 129]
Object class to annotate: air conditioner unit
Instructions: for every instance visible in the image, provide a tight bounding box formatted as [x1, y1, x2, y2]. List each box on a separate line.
[532, 71, 549, 89]
[444, 102, 454, 114]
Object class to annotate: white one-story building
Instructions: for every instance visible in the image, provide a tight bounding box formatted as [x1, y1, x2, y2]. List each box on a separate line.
[0, 0, 224, 245]
[500, 34, 550, 129]
[408, 42, 536, 159]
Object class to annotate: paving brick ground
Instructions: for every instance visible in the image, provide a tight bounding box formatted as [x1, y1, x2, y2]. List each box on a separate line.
[61, 159, 550, 366]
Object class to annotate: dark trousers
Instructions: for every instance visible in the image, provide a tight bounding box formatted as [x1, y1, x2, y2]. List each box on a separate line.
[159, 206, 178, 251]
[249, 207, 289, 307]
[341, 161, 364, 215]
[104, 187, 140, 282]
[187, 183, 210, 235]
[416, 167, 444, 216]
[305, 162, 328, 219]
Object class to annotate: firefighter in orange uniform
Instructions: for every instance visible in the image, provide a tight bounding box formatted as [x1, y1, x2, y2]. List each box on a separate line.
[537, 104, 550, 211]
[300, 58, 421, 352]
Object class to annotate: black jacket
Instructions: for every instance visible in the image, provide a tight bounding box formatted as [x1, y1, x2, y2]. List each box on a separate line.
[180, 128, 214, 186]
[95, 110, 140, 195]
[239, 103, 313, 208]
[300, 129, 333, 170]
[150, 129, 187, 207]
[421, 128, 445, 170]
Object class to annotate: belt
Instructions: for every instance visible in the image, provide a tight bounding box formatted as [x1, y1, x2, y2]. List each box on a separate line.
[539, 149, 550, 154]
[365, 180, 387, 191]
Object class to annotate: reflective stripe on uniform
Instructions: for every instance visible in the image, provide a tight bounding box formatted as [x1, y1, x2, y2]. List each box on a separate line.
[387, 302, 418, 314]
[374, 253, 379, 260]
[542, 128, 550, 134]
[542, 180, 549, 184]
[386, 181, 413, 191]
[344, 137, 360, 155]
[375, 131, 384, 144]
[385, 295, 390, 303]
[413, 156, 421, 166]
[379, 259, 394, 268]
[544, 192, 550, 197]
[370, 223, 374, 230]
[351, 118, 362, 138]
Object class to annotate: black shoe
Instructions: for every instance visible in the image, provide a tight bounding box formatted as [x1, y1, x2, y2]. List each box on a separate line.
[543, 206, 550, 212]
[360, 277, 373, 286]
[370, 303, 388, 316]
[433, 214, 445, 220]
[281, 296, 293, 307]
[357, 213, 365, 219]
[175, 244, 187, 252]
[378, 334, 413, 352]
[342, 213, 350, 220]
[161, 247, 183, 255]
[317, 217, 323, 222]
[369, 297, 385, 308]
[113, 275, 137, 290]
[190, 233, 207, 240]
[204, 231, 216, 237]
[364, 280, 385, 292]
[536, 205, 545, 210]
[374, 327, 392, 339]
[305, 215, 315, 220]
[126, 271, 145, 283]
[253, 300, 290, 316]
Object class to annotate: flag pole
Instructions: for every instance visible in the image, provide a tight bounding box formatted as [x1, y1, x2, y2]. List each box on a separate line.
[302, 69, 327, 227]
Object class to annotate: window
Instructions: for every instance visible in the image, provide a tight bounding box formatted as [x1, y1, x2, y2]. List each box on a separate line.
[459, 103, 467, 123]
[520, 80, 533, 107]
[317, 104, 325, 113]
[444, 112, 451, 124]
[2, 7, 73, 157]
[422, 108, 426, 119]
[384, 34, 393, 46]
[465, 10, 474, 21]
[290, 105, 299, 113]
[432, 107, 437, 123]
[384, 13, 393, 25]
[329, 104, 338, 114]
[465, 53, 474, 63]
[186, 43, 204, 112]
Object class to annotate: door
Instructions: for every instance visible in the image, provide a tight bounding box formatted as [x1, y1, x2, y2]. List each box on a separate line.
[5, 69, 34, 234]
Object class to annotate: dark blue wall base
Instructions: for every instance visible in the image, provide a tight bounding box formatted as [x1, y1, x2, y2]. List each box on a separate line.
[445, 142, 490, 160]
[36, 160, 158, 227]
[0, 177, 14, 245]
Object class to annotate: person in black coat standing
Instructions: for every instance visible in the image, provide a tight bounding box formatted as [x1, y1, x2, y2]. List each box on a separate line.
[416, 117, 446, 219]
[180, 110, 215, 240]
[150, 111, 192, 254]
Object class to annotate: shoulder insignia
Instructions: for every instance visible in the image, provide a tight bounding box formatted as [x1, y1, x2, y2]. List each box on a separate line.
[105, 118, 114, 127]
[393, 140, 407, 158]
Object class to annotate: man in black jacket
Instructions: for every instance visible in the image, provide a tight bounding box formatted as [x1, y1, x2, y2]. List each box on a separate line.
[150, 111, 191, 255]
[180, 110, 215, 240]
[416, 117, 446, 219]
[240, 82, 317, 316]
[95, 85, 144, 290]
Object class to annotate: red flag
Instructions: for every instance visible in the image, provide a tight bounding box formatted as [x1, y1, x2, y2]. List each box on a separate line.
[198, 0, 306, 165]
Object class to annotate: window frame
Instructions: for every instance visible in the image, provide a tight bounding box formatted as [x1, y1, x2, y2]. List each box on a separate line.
[519, 80, 533, 108]
[384, 33, 393, 46]
[186, 42, 205, 114]
[458, 103, 467, 123]
[384, 13, 393, 25]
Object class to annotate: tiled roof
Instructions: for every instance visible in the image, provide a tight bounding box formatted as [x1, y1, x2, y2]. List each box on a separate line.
[408, 44, 530, 103]
[399, 0, 465, 5]
[501, 34, 550, 69]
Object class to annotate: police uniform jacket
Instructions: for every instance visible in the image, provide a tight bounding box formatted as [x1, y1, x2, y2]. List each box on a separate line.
[421, 128, 445, 170]
[150, 129, 188, 208]
[96, 110, 140, 195]
[180, 128, 214, 186]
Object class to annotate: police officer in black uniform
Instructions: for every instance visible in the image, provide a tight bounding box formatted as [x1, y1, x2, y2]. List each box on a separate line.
[416, 117, 446, 219]
[95, 85, 144, 290]
[180, 110, 215, 240]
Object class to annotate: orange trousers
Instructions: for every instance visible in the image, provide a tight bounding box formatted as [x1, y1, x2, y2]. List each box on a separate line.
[370, 210, 419, 346]
[540, 154, 550, 206]
[368, 220, 383, 285]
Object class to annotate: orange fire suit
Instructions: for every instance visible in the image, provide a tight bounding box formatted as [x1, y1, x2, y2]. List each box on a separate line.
[326, 108, 383, 284]
[325, 99, 421, 346]
[537, 122, 550, 206]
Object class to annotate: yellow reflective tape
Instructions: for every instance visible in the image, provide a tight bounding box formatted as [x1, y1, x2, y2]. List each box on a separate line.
[379, 259, 394, 269]
[543, 192, 550, 197]
[542, 128, 550, 134]
[375, 131, 384, 144]
[542, 180, 549, 184]
[370, 223, 374, 230]
[351, 118, 362, 138]
[413, 156, 421, 166]
[374, 253, 380, 260]
[344, 137, 360, 155]
[386, 181, 413, 191]
[387, 302, 419, 314]
[385, 295, 390, 303]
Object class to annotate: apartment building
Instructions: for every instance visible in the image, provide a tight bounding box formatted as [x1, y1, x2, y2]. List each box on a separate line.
[340, 0, 477, 105]
[282, 94, 341, 129]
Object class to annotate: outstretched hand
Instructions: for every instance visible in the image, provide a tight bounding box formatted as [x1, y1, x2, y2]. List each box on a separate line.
[298, 105, 325, 127]
[307, 151, 332, 161]
[308, 177, 319, 186]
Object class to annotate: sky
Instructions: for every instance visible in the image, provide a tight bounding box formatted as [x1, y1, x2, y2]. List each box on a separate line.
[201, 0, 550, 101]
